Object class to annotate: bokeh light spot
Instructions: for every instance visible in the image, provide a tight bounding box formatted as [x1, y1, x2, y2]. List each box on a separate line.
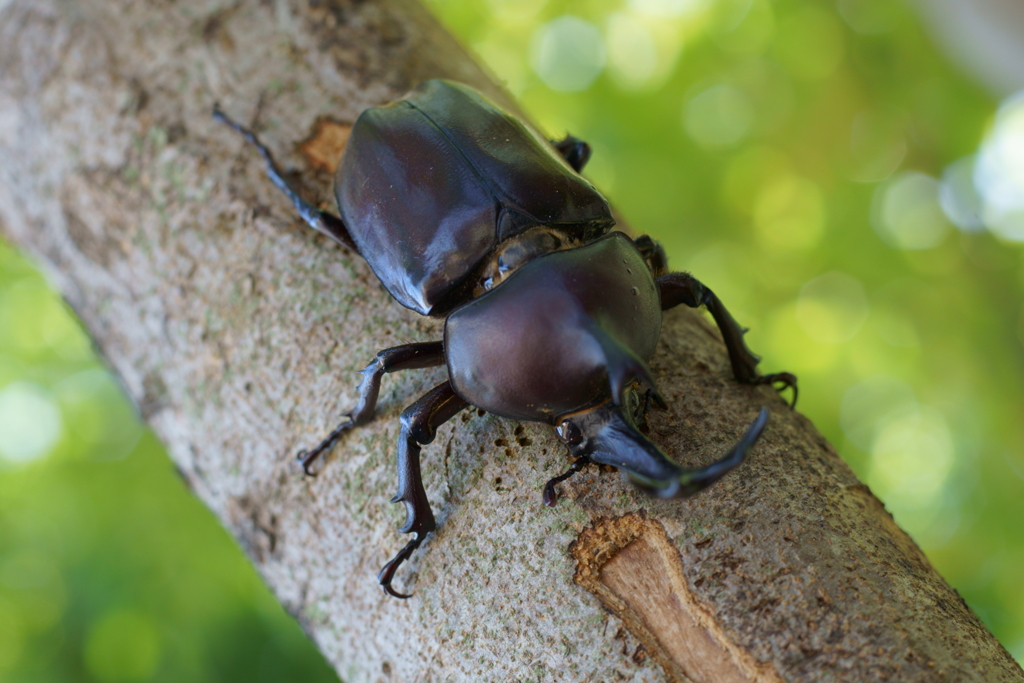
[796, 271, 869, 343]
[84, 610, 161, 682]
[0, 381, 62, 464]
[753, 174, 825, 250]
[683, 244, 748, 314]
[974, 92, 1024, 242]
[720, 146, 791, 215]
[684, 84, 754, 149]
[841, 374, 918, 451]
[939, 156, 985, 232]
[531, 16, 605, 92]
[868, 407, 954, 517]
[606, 13, 658, 90]
[872, 171, 951, 250]
[768, 301, 842, 370]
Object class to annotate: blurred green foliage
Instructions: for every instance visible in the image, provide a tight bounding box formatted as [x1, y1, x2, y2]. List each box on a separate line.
[426, 0, 1024, 662]
[1, 0, 1022, 678]
[0, 247, 338, 680]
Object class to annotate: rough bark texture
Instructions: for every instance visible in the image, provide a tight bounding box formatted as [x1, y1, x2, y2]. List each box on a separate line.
[1, 0, 1021, 681]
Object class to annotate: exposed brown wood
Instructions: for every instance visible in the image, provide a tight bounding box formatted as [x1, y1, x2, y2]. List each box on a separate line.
[574, 513, 781, 683]
[1, 0, 1022, 680]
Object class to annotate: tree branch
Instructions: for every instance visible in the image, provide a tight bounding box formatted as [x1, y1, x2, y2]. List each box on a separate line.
[1, 0, 1020, 680]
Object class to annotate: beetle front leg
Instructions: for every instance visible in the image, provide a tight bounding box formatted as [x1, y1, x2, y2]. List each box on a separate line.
[213, 106, 359, 253]
[297, 341, 445, 475]
[379, 381, 468, 599]
[658, 272, 797, 406]
[542, 456, 591, 507]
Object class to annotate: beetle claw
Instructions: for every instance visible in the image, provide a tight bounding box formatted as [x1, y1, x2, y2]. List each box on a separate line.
[542, 456, 590, 507]
[758, 372, 798, 408]
[296, 449, 320, 477]
[295, 416, 356, 476]
[377, 536, 424, 599]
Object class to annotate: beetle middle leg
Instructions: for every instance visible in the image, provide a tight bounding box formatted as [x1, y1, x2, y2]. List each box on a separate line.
[378, 381, 468, 599]
[658, 272, 798, 406]
[213, 106, 359, 253]
[297, 341, 445, 475]
[634, 234, 668, 277]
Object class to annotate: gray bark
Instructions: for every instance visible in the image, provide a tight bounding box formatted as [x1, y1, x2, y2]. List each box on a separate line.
[1, 0, 1021, 681]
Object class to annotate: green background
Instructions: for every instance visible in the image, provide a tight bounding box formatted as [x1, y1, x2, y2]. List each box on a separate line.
[1, 0, 1022, 679]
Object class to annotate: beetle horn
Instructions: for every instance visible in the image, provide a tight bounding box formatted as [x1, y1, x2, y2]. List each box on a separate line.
[564, 402, 768, 499]
[589, 325, 667, 410]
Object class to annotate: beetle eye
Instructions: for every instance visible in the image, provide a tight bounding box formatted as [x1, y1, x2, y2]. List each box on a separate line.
[556, 420, 583, 446]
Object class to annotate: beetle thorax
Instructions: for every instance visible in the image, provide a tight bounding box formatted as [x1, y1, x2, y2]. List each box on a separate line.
[445, 233, 662, 423]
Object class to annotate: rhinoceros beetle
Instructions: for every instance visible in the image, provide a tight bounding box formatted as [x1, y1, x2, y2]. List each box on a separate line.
[214, 80, 795, 598]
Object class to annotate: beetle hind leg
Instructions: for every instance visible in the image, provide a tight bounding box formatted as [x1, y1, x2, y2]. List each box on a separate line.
[658, 272, 798, 407]
[379, 381, 468, 598]
[212, 105, 359, 253]
[552, 134, 592, 173]
[297, 341, 445, 475]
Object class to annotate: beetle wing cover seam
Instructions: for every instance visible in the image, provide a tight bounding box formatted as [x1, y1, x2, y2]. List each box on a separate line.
[405, 81, 614, 239]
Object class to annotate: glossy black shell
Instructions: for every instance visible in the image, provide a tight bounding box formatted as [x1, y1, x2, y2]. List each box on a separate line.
[445, 232, 662, 422]
[335, 80, 615, 316]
